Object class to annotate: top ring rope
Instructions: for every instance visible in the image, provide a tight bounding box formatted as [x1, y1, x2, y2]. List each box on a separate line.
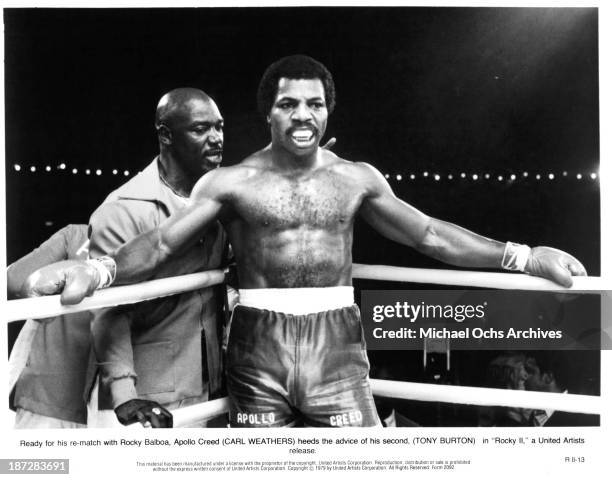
[352, 264, 605, 290]
[4, 264, 603, 323]
[5, 270, 226, 323]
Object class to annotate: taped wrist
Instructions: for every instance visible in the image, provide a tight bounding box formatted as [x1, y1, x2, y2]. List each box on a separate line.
[501, 242, 531, 272]
[86, 256, 117, 289]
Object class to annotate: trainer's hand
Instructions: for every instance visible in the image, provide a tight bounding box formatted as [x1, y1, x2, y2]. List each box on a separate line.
[321, 137, 337, 150]
[524, 247, 587, 288]
[21, 260, 100, 305]
[114, 399, 173, 428]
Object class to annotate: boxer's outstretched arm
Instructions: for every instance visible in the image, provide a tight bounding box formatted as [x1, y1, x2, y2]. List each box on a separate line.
[22, 169, 227, 303]
[98, 168, 226, 285]
[358, 165, 504, 268]
[113, 195, 223, 285]
[358, 163, 586, 286]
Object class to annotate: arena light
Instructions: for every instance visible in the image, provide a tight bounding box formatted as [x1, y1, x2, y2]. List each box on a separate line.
[204, 168, 606, 185]
[14, 164, 21, 172]
[96, 169, 102, 176]
[112, 169, 118, 175]
[72, 168, 78, 174]
[124, 170, 130, 176]
[30, 166, 36, 172]
[59, 163, 66, 170]
[85, 169, 91, 175]
[45, 166, 51, 172]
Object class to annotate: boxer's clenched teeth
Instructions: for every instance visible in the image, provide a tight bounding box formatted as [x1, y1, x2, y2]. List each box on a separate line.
[290, 128, 315, 146]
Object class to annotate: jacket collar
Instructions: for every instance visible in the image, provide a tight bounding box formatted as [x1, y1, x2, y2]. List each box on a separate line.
[106, 157, 178, 208]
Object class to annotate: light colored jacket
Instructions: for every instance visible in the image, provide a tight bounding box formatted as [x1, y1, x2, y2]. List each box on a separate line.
[89, 158, 226, 409]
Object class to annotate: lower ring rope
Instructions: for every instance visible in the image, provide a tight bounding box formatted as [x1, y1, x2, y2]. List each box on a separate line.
[369, 379, 601, 415]
[158, 378, 600, 428]
[172, 398, 231, 428]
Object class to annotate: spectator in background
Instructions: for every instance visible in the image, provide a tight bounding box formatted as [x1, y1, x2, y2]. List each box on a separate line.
[525, 352, 599, 427]
[478, 352, 531, 427]
[8, 224, 92, 428]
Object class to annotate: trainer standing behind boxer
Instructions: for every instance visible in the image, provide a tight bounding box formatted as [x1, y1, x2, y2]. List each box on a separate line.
[88, 88, 227, 427]
[25, 55, 587, 428]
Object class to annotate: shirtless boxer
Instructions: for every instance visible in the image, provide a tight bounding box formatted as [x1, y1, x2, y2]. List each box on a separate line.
[24, 55, 586, 427]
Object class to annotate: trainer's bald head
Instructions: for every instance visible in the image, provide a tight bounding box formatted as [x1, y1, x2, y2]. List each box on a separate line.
[155, 87, 214, 130]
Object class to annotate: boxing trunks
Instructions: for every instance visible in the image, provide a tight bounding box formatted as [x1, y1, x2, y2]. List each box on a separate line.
[226, 287, 380, 427]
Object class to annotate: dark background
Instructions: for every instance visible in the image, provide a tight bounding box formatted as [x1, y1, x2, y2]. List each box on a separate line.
[4, 8, 601, 425]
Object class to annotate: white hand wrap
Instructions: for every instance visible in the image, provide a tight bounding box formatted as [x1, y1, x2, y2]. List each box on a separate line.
[501, 242, 531, 272]
[86, 256, 117, 289]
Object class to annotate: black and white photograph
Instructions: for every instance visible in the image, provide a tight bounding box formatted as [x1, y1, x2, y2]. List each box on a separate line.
[1, 3, 608, 477]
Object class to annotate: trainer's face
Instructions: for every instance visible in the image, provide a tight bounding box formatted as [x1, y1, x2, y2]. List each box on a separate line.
[268, 78, 328, 156]
[170, 98, 224, 177]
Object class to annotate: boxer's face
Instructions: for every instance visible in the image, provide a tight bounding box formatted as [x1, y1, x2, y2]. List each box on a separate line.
[268, 78, 328, 157]
[171, 98, 224, 177]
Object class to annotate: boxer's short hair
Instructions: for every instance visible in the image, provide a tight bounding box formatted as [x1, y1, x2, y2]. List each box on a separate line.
[257, 55, 336, 118]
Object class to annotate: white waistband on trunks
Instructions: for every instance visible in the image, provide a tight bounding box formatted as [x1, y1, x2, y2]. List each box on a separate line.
[238, 287, 355, 316]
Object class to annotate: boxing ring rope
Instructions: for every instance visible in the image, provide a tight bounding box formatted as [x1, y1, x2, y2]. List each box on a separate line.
[165, 379, 602, 427]
[4, 264, 603, 324]
[4, 269, 226, 323]
[351, 264, 606, 290]
[171, 398, 232, 428]
[368, 379, 601, 415]
[6, 264, 604, 425]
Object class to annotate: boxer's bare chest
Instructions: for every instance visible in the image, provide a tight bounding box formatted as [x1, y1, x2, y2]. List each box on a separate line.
[232, 168, 363, 230]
